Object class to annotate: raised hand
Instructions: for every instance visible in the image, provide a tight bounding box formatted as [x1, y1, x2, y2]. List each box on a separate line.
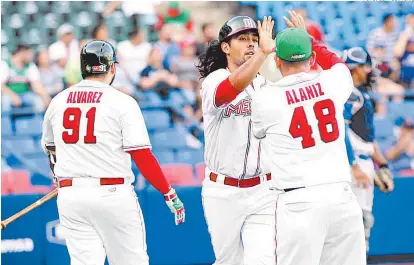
[257, 16, 275, 55]
[283, 10, 306, 29]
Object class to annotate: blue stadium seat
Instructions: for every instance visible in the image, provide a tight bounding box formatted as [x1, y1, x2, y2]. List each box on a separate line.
[176, 149, 204, 165]
[153, 150, 175, 164]
[374, 118, 394, 141]
[3, 136, 43, 157]
[152, 127, 190, 149]
[142, 109, 171, 130]
[15, 115, 43, 135]
[167, 90, 190, 107]
[2, 116, 13, 136]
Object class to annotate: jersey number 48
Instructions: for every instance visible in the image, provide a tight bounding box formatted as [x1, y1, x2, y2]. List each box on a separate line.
[289, 99, 339, 149]
[62, 107, 97, 144]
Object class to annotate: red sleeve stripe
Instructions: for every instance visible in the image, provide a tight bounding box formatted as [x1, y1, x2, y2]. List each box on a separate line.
[214, 77, 242, 107]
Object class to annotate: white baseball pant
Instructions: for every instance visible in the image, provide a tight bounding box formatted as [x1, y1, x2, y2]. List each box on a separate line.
[351, 156, 377, 252]
[275, 182, 367, 265]
[57, 178, 148, 265]
[202, 169, 281, 265]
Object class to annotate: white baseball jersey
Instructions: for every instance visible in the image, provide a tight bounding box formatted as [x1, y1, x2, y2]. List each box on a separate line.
[41, 79, 151, 182]
[251, 63, 353, 189]
[201, 68, 268, 178]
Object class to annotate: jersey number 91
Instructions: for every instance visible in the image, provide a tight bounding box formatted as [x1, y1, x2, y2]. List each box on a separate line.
[62, 107, 97, 144]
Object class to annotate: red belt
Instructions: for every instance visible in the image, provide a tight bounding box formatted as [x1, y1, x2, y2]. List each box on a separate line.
[209, 172, 271, 188]
[59, 178, 125, 188]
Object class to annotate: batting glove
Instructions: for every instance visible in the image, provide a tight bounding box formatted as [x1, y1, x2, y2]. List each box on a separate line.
[374, 165, 394, 193]
[164, 188, 185, 225]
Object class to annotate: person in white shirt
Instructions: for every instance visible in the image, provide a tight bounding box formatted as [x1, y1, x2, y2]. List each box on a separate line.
[117, 28, 152, 84]
[41, 40, 184, 265]
[48, 24, 79, 78]
[251, 12, 366, 265]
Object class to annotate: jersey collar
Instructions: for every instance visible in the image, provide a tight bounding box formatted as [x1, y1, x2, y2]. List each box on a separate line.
[274, 72, 319, 87]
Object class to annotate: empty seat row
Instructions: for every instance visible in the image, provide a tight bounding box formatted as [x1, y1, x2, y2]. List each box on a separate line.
[1, 169, 52, 195]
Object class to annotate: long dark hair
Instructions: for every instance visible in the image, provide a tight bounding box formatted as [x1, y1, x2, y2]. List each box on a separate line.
[196, 40, 227, 79]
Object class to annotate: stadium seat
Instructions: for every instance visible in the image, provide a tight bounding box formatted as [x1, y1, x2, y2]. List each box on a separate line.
[1, 169, 51, 194]
[160, 164, 197, 186]
[152, 128, 190, 149]
[153, 150, 175, 164]
[15, 115, 43, 135]
[195, 163, 206, 184]
[2, 116, 13, 136]
[176, 149, 204, 165]
[373, 118, 394, 141]
[3, 136, 43, 157]
[142, 109, 171, 130]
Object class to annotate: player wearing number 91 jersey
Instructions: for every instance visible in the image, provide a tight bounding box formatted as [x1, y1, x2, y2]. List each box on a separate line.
[41, 40, 184, 265]
[251, 27, 366, 265]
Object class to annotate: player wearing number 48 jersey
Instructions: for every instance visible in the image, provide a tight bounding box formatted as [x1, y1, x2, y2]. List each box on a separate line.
[251, 13, 366, 265]
[41, 40, 184, 265]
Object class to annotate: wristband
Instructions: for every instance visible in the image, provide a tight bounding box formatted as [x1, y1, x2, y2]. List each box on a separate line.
[379, 164, 389, 169]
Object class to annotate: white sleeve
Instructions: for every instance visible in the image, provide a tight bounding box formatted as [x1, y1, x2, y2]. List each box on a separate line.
[120, 97, 151, 152]
[200, 69, 231, 114]
[27, 63, 41, 82]
[41, 103, 55, 154]
[1, 61, 9, 84]
[324, 63, 353, 104]
[251, 93, 266, 139]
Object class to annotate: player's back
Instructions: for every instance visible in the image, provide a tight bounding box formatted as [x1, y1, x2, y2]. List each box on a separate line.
[45, 80, 145, 180]
[252, 63, 353, 189]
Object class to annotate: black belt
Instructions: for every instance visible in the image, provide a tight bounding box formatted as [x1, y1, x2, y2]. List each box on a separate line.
[283, 187, 305, 192]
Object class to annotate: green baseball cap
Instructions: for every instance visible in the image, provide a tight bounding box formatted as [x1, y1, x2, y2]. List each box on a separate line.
[276, 28, 312, 62]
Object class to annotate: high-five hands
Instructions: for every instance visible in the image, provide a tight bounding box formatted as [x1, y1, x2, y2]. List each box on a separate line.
[257, 16, 275, 55]
[283, 10, 306, 29]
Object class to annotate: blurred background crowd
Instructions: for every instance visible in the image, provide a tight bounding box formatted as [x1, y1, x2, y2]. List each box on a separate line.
[1, 1, 413, 185]
[0, 1, 414, 264]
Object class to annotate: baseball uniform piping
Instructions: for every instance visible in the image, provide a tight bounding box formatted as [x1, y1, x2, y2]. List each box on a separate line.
[275, 197, 279, 265]
[240, 120, 252, 180]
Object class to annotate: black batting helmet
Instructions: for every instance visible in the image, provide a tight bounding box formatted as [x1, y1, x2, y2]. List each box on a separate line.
[219, 16, 258, 42]
[80, 40, 118, 79]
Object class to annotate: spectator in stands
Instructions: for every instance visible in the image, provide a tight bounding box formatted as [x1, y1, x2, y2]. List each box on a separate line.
[91, 23, 116, 47]
[48, 24, 79, 78]
[156, 1, 194, 33]
[102, 1, 159, 28]
[117, 28, 152, 85]
[1, 45, 51, 112]
[36, 48, 64, 97]
[366, 14, 399, 80]
[196, 22, 216, 56]
[139, 47, 179, 99]
[386, 119, 414, 165]
[64, 39, 91, 88]
[170, 37, 199, 103]
[112, 48, 140, 98]
[153, 24, 181, 70]
[394, 14, 414, 90]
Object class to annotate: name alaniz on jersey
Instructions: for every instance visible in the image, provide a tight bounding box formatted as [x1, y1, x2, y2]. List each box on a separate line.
[223, 97, 251, 118]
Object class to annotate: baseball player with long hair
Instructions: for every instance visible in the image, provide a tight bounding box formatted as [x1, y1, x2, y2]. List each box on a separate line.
[41, 40, 185, 265]
[250, 12, 366, 265]
[342, 46, 394, 253]
[196, 16, 280, 264]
